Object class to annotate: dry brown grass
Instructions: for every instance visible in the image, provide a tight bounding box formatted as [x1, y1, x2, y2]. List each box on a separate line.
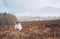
[0, 20, 60, 39]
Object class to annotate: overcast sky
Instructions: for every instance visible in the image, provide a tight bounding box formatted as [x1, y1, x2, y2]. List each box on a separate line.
[0, 0, 60, 17]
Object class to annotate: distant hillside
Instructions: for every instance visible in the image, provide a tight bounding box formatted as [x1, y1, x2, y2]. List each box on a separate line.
[17, 16, 60, 22]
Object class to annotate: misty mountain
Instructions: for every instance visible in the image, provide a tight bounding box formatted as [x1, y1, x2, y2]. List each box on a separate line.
[38, 7, 60, 13]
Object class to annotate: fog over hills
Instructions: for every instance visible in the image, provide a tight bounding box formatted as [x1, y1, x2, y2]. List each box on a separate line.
[38, 7, 60, 13]
[16, 7, 60, 22]
[14, 7, 60, 17]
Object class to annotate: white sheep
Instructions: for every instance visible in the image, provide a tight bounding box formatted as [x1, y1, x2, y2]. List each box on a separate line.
[15, 21, 22, 30]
